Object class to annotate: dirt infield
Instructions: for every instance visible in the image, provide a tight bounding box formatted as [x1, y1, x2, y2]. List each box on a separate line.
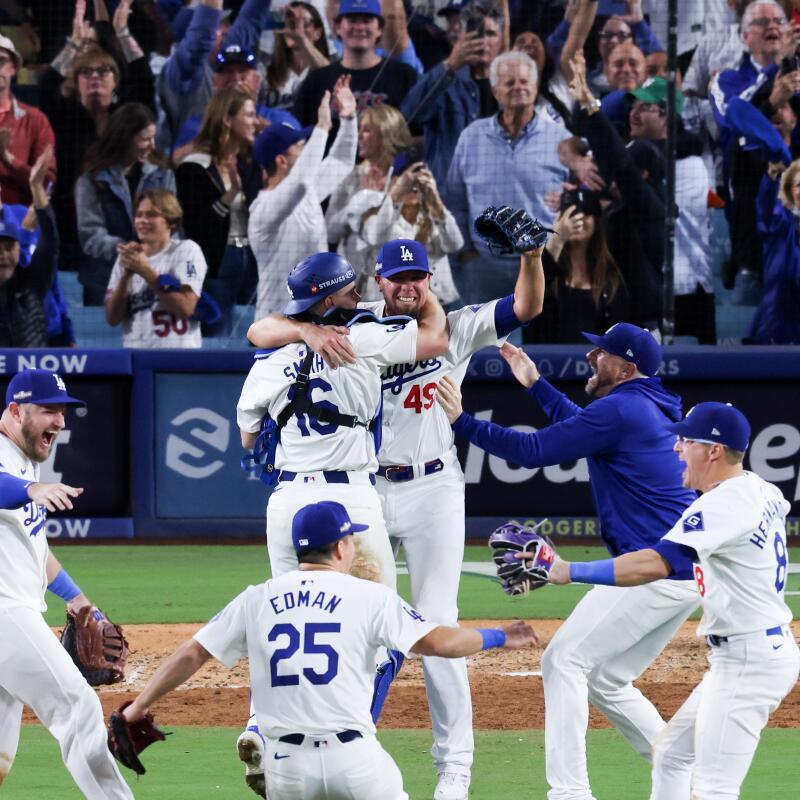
[28, 620, 800, 729]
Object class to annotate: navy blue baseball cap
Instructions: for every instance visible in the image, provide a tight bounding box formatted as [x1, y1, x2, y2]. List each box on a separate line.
[582, 323, 662, 377]
[667, 402, 751, 452]
[214, 43, 257, 72]
[292, 501, 369, 553]
[375, 239, 430, 279]
[284, 252, 357, 315]
[337, 0, 382, 18]
[5, 369, 86, 408]
[0, 216, 21, 242]
[253, 121, 315, 171]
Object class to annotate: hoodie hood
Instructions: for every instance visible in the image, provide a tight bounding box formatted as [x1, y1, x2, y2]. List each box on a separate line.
[611, 377, 684, 423]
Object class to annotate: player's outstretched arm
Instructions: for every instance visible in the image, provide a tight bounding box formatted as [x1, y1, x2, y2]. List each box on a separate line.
[122, 639, 213, 723]
[548, 549, 673, 587]
[247, 315, 355, 369]
[411, 620, 538, 658]
[45, 551, 92, 611]
[27, 481, 84, 512]
[511, 247, 545, 323]
[414, 291, 449, 360]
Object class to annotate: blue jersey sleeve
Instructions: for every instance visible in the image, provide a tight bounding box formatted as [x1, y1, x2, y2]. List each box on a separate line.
[451, 395, 621, 468]
[0, 471, 34, 509]
[527, 378, 582, 422]
[493, 294, 524, 338]
[652, 540, 697, 581]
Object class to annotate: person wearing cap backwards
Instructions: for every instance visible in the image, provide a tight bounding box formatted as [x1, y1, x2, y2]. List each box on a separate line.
[248, 75, 358, 322]
[0, 146, 57, 348]
[0, 33, 56, 206]
[156, 0, 272, 154]
[118, 500, 537, 799]
[547, 402, 800, 800]
[248, 233, 545, 799]
[0, 370, 133, 797]
[293, 0, 418, 132]
[436, 322, 700, 800]
[235, 248, 447, 794]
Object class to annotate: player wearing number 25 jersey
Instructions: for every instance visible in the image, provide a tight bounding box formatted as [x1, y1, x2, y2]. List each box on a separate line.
[118, 501, 537, 800]
[555, 402, 800, 800]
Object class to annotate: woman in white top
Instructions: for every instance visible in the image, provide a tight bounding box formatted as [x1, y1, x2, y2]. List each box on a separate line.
[105, 189, 207, 349]
[325, 104, 414, 295]
[264, 2, 331, 110]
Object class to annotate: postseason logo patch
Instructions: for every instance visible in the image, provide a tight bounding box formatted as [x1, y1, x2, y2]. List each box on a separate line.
[682, 512, 704, 533]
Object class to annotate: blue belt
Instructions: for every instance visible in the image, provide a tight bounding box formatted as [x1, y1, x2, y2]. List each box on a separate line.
[278, 730, 362, 746]
[279, 470, 376, 486]
[707, 625, 784, 647]
[377, 458, 444, 483]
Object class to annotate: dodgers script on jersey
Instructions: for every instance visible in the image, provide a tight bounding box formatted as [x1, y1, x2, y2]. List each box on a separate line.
[105, 239, 207, 349]
[194, 570, 436, 737]
[237, 321, 418, 473]
[0, 434, 48, 611]
[663, 472, 793, 637]
[362, 299, 505, 465]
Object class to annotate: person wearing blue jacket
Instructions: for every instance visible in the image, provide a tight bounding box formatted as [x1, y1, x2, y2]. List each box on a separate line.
[436, 322, 699, 800]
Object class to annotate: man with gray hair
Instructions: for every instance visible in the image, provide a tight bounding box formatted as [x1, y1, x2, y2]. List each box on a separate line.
[445, 50, 570, 305]
[710, 0, 798, 300]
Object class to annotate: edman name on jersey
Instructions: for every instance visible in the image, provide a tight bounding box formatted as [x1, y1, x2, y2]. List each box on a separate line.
[269, 587, 342, 615]
[381, 358, 443, 395]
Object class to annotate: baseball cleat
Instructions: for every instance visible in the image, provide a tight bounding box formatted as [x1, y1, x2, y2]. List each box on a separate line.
[433, 772, 470, 800]
[237, 729, 266, 798]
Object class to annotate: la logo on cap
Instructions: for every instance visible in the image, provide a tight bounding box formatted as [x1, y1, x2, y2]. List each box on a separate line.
[400, 245, 414, 262]
[54, 374, 67, 392]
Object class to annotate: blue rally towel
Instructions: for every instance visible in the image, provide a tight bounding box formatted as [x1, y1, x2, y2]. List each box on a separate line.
[725, 96, 792, 164]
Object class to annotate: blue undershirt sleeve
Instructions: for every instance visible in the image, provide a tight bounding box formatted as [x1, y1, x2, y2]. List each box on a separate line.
[493, 294, 526, 338]
[0, 472, 34, 509]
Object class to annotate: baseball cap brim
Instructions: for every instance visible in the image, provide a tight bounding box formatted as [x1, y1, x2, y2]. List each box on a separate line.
[350, 522, 369, 532]
[21, 394, 86, 407]
[581, 331, 608, 351]
[376, 265, 431, 279]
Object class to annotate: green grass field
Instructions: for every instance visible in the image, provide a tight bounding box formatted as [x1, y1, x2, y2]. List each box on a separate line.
[13, 544, 800, 799]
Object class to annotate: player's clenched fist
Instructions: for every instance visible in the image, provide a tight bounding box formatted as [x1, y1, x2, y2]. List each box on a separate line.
[501, 619, 540, 648]
[27, 482, 84, 512]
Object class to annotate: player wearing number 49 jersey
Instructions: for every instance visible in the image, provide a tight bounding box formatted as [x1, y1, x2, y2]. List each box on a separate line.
[248, 237, 545, 798]
[118, 501, 537, 800]
[551, 402, 800, 800]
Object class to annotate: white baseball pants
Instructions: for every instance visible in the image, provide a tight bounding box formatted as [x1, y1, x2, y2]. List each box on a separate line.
[264, 732, 408, 799]
[265, 472, 396, 588]
[650, 624, 800, 800]
[543, 579, 700, 800]
[378, 460, 473, 778]
[0, 604, 133, 798]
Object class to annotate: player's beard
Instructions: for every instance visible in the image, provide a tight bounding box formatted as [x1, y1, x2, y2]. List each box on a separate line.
[20, 417, 57, 463]
[585, 371, 614, 398]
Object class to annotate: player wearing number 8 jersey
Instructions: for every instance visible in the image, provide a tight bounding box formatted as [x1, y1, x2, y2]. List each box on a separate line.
[118, 501, 538, 800]
[550, 402, 800, 800]
[105, 190, 207, 348]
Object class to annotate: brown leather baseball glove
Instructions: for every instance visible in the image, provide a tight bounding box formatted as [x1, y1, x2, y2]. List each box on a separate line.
[60, 605, 128, 685]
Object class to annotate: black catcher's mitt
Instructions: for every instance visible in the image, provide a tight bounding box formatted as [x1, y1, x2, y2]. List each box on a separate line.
[107, 701, 169, 775]
[60, 606, 128, 686]
[474, 206, 554, 255]
[489, 521, 557, 595]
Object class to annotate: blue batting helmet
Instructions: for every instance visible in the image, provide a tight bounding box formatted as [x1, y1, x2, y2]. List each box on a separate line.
[284, 252, 357, 316]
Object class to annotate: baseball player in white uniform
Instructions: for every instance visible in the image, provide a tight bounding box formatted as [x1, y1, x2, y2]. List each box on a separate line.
[0, 369, 133, 798]
[549, 402, 800, 800]
[117, 500, 538, 800]
[236, 250, 448, 793]
[105, 190, 207, 349]
[247, 236, 545, 799]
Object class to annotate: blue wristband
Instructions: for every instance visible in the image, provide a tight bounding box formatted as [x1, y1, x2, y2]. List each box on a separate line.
[569, 559, 616, 586]
[47, 569, 82, 602]
[477, 628, 507, 650]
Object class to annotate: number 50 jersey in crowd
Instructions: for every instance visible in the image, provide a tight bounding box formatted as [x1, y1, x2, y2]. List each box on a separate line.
[194, 569, 435, 737]
[105, 239, 208, 349]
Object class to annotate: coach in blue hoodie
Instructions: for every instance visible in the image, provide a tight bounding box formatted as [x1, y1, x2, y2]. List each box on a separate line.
[437, 322, 700, 800]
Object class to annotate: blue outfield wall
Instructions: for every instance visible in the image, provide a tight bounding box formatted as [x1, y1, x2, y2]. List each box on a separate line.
[1, 347, 800, 540]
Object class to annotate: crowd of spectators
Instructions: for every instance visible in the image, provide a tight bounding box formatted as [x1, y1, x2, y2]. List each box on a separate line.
[1, 0, 800, 349]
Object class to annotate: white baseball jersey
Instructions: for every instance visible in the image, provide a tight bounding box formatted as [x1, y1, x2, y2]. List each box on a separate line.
[194, 569, 436, 738]
[105, 239, 207, 349]
[0, 433, 48, 611]
[237, 321, 418, 473]
[362, 298, 507, 465]
[662, 471, 793, 637]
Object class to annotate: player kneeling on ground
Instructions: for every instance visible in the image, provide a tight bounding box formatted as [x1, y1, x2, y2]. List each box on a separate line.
[108, 501, 538, 798]
[530, 402, 800, 800]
